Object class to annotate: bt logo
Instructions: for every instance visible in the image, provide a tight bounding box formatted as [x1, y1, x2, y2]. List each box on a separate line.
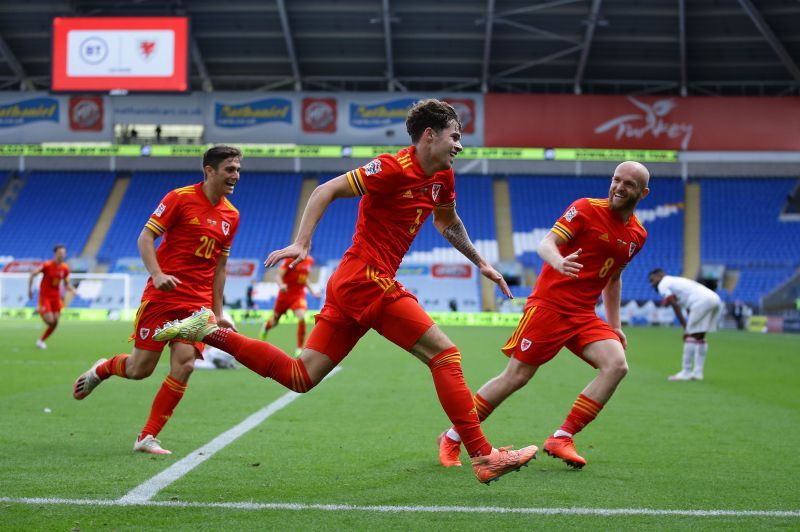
[79, 37, 108, 65]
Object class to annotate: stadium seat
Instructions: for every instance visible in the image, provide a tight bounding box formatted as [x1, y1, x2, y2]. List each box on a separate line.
[0, 171, 115, 258]
[700, 177, 800, 304]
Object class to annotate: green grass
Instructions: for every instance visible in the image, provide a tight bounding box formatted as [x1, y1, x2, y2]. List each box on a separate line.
[1, 318, 798, 530]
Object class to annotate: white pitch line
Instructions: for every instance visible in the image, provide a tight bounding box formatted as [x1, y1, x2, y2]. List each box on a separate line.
[1, 497, 798, 518]
[119, 367, 342, 504]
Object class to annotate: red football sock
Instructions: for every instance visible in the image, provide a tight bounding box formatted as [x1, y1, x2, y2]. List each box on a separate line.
[40, 324, 57, 341]
[205, 328, 313, 392]
[296, 321, 306, 349]
[473, 393, 495, 422]
[560, 393, 604, 435]
[95, 354, 129, 380]
[140, 375, 187, 439]
[428, 347, 492, 457]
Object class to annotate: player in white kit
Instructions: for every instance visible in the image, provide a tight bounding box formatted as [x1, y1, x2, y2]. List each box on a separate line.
[648, 269, 724, 381]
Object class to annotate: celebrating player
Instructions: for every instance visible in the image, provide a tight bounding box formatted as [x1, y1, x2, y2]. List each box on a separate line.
[28, 244, 75, 349]
[71, 145, 242, 455]
[154, 99, 538, 484]
[437, 161, 650, 470]
[260, 255, 320, 355]
[648, 269, 724, 381]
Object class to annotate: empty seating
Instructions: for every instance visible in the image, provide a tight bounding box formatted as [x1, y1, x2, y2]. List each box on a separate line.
[0, 171, 115, 258]
[700, 177, 800, 304]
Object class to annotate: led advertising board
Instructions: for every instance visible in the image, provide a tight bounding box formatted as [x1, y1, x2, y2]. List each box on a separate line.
[52, 17, 188, 92]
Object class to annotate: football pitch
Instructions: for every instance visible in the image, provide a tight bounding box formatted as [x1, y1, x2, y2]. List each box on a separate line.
[1, 319, 798, 530]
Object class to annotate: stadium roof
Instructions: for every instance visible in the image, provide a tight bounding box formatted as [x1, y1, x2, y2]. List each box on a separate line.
[0, 0, 799, 96]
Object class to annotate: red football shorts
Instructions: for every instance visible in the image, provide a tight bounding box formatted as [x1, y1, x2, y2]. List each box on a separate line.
[130, 299, 205, 354]
[305, 254, 434, 364]
[501, 305, 620, 368]
[38, 295, 63, 314]
[273, 292, 307, 316]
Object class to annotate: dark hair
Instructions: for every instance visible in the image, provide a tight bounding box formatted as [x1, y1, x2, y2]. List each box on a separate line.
[53, 244, 65, 253]
[203, 145, 242, 171]
[648, 268, 665, 277]
[406, 99, 462, 143]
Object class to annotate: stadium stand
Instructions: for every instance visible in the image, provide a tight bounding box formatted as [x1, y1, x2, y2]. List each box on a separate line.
[0, 171, 115, 258]
[5, 170, 797, 312]
[700, 177, 800, 304]
[0, 171, 11, 194]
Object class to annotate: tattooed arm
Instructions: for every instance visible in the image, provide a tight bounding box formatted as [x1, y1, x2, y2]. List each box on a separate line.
[433, 206, 513, 298]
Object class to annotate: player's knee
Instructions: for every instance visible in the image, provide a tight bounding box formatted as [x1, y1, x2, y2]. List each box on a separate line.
[171, 359, 194, 381]
[606, 358, 629, 381]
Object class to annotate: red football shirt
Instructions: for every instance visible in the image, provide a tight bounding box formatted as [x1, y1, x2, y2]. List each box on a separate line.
[142, 182, 239, 306]
[280, 256, 314, 299]
[39, 260, 70, 299]
[529, 197, 647, 316]
[344, 146, 456, 275]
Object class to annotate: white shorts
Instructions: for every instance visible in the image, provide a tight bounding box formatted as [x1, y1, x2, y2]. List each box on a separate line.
[686, 298, 723, 335]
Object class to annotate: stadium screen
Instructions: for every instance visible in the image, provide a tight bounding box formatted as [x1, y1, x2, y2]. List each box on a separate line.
[51, 17, 189, 93]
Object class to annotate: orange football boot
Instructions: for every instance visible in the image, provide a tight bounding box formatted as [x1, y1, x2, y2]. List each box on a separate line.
[543, 435, 587, 469]
[437, 431, 462, 467]
[471, 444, 538, 484]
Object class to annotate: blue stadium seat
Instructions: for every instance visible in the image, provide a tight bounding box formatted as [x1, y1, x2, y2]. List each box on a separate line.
[0, 171, 115, 258]
[700, 177, 800, 305]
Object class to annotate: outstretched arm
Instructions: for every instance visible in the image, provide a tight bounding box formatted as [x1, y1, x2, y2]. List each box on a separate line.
[265, 174, 356, 269]
[433, 207, 512, 298]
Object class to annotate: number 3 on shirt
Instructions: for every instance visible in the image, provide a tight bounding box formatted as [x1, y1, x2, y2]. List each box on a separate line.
[598, 257, 615, 278]
[195, 235, 216, 259]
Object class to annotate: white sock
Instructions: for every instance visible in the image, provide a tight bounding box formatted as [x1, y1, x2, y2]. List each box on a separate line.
[553, 429, 573, 438]
[694, 341, 708, 373]
[445, 428, 461, 442]
[681, 340, 696, 372]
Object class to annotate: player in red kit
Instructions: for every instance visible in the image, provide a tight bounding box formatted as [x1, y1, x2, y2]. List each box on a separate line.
[260, 255, 320, 355]
[28, 244, 75, 349]
[155, 99, 538, 484]
[437, 161, 650, 470]
[71, 145, 242, 455]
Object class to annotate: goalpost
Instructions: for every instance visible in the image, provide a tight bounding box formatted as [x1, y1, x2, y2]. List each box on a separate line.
[0, 272, 133, 320]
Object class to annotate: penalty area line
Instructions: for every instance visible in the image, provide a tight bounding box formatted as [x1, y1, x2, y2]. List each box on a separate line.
[118, 367, 342, 504]
[0, 497, 798, 518]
